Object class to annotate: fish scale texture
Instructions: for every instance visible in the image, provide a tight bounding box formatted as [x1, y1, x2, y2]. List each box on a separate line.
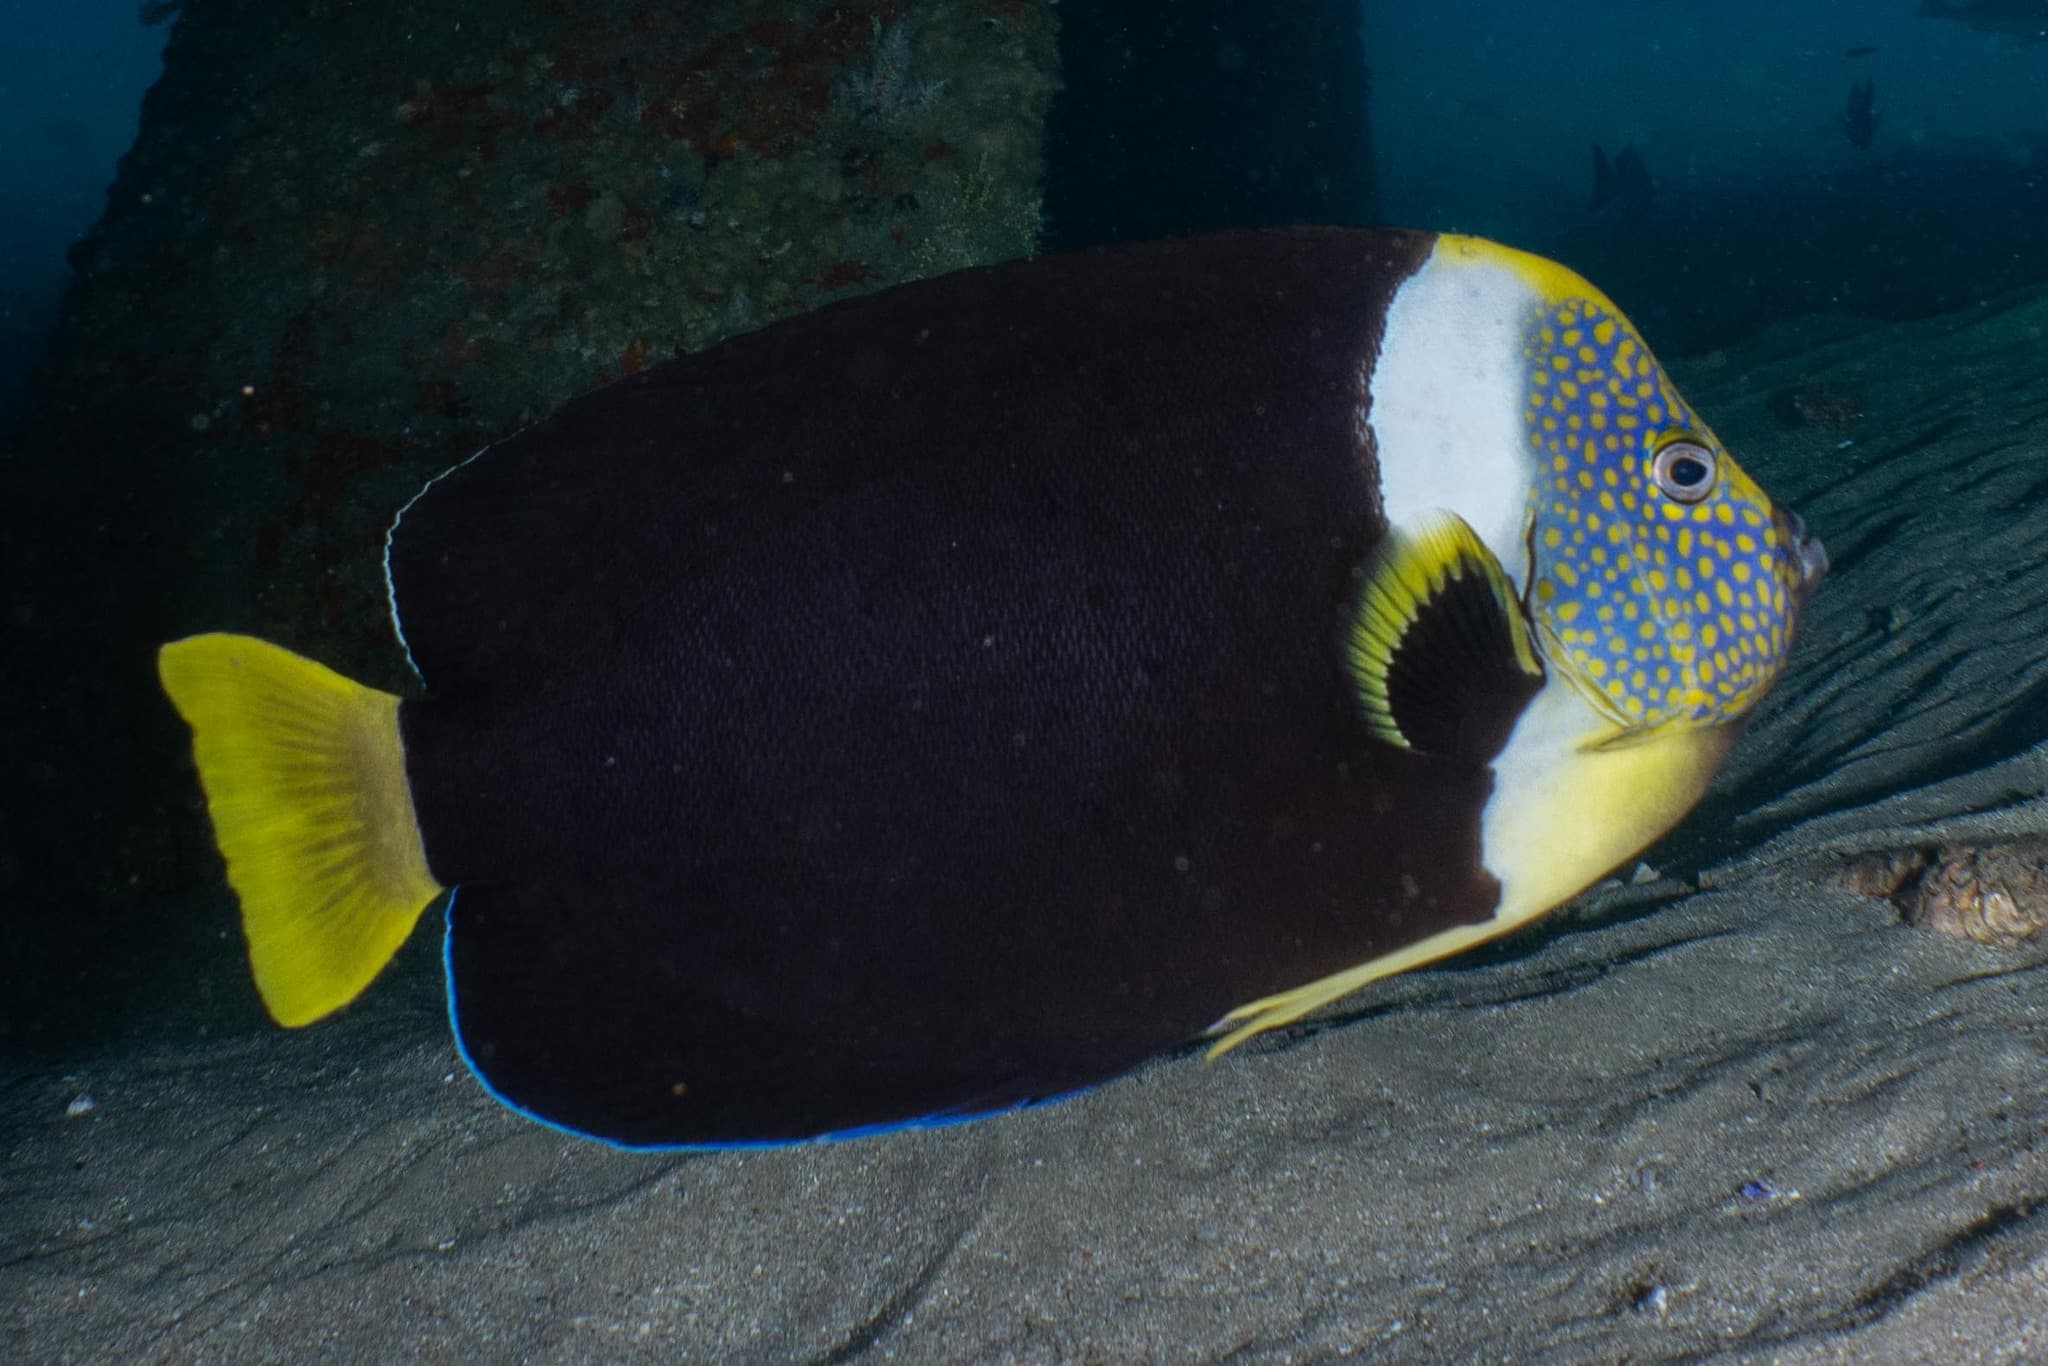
[390, 230, 1517, 1144]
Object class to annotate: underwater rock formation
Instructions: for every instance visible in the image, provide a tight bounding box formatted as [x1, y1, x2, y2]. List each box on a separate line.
[0, 0, 1055, 922]
[1830, 841, 2048, 948]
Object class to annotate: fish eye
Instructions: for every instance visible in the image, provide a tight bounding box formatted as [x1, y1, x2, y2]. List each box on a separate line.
[1652, 440, 1717, 503]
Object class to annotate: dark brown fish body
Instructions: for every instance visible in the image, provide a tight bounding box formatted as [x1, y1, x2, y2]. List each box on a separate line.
[395, 229, 1509, 1144]
[159, 227, 1824, 1148]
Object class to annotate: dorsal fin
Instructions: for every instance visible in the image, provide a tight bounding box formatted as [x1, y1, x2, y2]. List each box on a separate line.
[1345, 511, 1544, 765]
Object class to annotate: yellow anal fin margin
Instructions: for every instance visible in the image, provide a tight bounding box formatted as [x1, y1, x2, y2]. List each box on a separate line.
[158, 633, 444, 1027]
[1205, 918, 1533, 1059]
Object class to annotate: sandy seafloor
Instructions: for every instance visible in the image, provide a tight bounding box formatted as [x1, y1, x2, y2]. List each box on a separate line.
[10, 284, 2048, 1362]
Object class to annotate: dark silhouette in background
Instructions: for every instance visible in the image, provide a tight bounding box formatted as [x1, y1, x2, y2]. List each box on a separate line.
[1589, 144, 1656, 219]
[1841, 79, 1879, 149]
[1916, 0, 2048, 45]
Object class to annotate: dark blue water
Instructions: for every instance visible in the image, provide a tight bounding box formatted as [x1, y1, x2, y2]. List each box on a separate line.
[0, 0, 166, 435]
[5, 1, 2046, 435]
[1366, 0, 2048, 352]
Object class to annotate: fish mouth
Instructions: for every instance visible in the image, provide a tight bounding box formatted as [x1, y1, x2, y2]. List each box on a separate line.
[1783, 509, 1828, 594]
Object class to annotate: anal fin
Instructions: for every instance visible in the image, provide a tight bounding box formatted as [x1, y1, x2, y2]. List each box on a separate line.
[1204, 910, 1551, 1058]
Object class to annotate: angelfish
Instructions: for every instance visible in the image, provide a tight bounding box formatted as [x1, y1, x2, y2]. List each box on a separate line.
[158, 228, 1827, 1148]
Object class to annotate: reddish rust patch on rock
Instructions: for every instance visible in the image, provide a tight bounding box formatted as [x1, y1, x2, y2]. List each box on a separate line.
[241, 377, 302, 437]
[414, 377, 467, 420]
[546, 180, 595, 217]
[297, 433, 411, 523]
[453, 244, 540, 296]
[441, 321, 483, 368]
[814, 259, 876, 291]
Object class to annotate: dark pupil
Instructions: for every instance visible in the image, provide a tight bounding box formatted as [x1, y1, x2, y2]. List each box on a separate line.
[1669, 456, 1708, 487]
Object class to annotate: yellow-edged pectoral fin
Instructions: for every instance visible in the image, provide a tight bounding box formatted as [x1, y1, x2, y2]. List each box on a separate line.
[157, 633, 444, 1026]
[1346, 511, 1543, 763]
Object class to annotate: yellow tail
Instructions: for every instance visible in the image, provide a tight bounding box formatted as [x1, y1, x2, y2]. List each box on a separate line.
[157, 634, 444, 1026]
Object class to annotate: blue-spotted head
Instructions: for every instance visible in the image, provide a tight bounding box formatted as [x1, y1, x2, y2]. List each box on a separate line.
[1359, 232, 1828, 931]
[1513, 272, 1826, 740]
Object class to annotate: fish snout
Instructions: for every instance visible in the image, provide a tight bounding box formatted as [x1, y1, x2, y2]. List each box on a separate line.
[1781, 509, 1828, 594]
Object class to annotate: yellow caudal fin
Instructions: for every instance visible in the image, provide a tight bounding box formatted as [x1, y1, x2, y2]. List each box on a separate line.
[157, 633, 444, 1026]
